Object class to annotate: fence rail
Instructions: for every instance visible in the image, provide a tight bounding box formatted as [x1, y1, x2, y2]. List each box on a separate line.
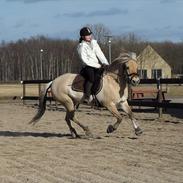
[21, 78, 183, 85]
[21, 96, 53, 100]
[140, 78, 183, 84]
[128, 100, 183, 108]
[21, 80, 51, 84]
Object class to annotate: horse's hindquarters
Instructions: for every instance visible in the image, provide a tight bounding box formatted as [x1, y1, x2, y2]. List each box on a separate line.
[51, 73, 84, 104]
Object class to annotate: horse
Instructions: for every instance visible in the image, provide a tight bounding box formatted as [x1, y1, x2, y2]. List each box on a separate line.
[30, 53, 143, 138]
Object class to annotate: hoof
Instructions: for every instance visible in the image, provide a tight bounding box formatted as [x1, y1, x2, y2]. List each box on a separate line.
[71, 132, 80, 139]
[107, 125, 116, 133]
[84, 126, 93, 138]
[135, 127, 143, 136]
[85, 130, 93, 138]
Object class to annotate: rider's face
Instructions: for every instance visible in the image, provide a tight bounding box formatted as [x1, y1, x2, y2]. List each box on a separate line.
[83, 34, 92, 42]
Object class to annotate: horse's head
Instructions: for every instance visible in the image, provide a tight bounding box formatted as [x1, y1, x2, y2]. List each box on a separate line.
[107, 53, 140, 86]
[123, 59, 140, 86]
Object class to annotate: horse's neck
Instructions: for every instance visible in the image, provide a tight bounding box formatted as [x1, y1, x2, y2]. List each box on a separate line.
[104, 71, 127, 88]
[105, 71, 119, 81]
[105, 69, 125, 83]
[102, 74, 128, 101]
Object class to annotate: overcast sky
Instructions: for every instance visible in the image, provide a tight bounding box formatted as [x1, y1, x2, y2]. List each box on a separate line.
[0, 0, 183, 43]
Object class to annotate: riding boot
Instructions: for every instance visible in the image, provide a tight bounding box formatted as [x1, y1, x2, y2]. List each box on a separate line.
[83, 81, 93, 104]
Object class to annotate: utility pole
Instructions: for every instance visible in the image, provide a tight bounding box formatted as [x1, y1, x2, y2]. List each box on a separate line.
[140, 59, 143, 79]
[39, 49, 44, 97]
[104, 35, 112, 64]
[40, 49, 43, 80]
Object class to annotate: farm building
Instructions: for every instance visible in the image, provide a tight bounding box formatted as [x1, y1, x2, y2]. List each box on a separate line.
[137, 45, 172, 79]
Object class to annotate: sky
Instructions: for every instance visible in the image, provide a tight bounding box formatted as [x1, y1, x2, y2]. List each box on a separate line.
[0, 0, 183, 43]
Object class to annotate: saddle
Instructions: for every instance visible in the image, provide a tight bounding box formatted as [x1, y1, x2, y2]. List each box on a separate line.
[72, 73, 103, 95]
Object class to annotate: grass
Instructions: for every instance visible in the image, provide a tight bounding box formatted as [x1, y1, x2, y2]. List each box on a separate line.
[167, 85, 183, 97]
[0, 84, 40, 99]
[0, 83, 183, 100]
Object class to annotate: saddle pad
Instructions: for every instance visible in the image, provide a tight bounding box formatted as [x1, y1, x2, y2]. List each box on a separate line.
[72, 75, 85, 92]
[72, 75, 103, 95]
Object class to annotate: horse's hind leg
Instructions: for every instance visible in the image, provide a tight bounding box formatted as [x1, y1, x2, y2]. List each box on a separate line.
[63, 96, 79, 138]
[63, 96, 93, 138]
[65, 112, 80, 138]
[119, 101, 143, 136]
[69, 111, 93, 138]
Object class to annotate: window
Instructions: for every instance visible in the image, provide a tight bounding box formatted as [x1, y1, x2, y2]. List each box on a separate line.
[138, 69, 147, 79]
[151, 69, 162, 79]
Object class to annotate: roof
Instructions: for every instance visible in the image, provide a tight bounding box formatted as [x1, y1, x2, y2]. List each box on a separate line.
[137, 45, 171, 69]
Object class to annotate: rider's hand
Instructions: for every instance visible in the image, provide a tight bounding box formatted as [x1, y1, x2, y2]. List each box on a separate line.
[101, 64, 109, 70]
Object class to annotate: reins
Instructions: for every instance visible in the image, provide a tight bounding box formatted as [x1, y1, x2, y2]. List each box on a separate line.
[104, 62, 138, 84]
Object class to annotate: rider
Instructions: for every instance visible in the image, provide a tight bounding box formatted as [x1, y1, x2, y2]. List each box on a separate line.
[77, 27, 109, 103]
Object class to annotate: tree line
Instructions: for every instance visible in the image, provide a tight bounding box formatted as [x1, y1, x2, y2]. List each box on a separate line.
[0, 24, 183, 82]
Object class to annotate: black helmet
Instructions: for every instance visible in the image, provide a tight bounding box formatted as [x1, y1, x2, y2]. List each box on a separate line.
[80, 27, 92, 36]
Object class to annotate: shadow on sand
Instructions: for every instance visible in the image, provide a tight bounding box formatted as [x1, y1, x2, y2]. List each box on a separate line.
[0, 130, 71, 138]
[132, 108, 183, 122]
[165, 108, 183, 119]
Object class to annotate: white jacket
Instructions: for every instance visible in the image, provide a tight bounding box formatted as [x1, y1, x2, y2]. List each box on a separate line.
[77, 39, 109, 68]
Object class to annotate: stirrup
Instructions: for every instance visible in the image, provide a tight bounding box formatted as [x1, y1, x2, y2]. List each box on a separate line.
[83, 95, 90, 104]
[83, 98, 90, 104]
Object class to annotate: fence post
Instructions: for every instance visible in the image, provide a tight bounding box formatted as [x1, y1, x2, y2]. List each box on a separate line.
[128, 84, 132, 100]
[38, 83, 42, 95]
[157, 78, 163, 119]
[128, 84, 133, 110]
[21, 81, 26, 105]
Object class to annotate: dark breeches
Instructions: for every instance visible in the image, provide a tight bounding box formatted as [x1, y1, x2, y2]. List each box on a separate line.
[80, 66, 101, 97]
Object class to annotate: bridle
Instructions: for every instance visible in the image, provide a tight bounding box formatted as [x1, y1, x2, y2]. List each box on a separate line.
[105, 60, 139, 84]
[124, 64, 139, 84]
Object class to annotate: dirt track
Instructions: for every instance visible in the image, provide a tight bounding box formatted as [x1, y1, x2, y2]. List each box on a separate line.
[0, 101, 183, 183]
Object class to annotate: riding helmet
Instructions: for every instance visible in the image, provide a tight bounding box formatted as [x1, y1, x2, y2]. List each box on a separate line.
[80, 27, 92, 36]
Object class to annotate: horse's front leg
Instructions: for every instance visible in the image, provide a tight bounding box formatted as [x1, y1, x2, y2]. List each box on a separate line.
[119, 100, 143, 136]
[106, 103, 123, 133]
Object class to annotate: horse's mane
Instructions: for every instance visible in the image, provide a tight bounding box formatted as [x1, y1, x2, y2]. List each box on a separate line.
[110, 52, 131, 66]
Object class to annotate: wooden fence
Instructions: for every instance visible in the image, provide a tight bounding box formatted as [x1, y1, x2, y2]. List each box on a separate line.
[129, 78, 183, 118]
[21, 78, 183, 118]
[21, 80, 51, 104]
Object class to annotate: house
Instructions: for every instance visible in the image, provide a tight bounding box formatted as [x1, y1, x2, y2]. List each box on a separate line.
[137, 45, 171, 79]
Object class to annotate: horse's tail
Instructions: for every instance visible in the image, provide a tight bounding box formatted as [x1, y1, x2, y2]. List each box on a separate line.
[29, 81, 52, 125]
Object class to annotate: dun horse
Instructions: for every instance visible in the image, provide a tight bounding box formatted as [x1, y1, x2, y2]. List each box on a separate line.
[30, 53, 143, 138]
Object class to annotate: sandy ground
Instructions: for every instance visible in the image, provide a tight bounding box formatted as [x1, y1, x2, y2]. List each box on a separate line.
[0, 100, 183, 183]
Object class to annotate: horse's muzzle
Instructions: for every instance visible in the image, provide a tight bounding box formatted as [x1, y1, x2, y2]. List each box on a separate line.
[130, 75, 140, 86]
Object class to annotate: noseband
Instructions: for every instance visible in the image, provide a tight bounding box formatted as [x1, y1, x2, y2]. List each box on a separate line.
[124, 63, 139, 84]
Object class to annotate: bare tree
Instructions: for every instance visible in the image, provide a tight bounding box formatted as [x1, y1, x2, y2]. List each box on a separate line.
[85, 23, 111, 44]
[0, 34, 183, 82]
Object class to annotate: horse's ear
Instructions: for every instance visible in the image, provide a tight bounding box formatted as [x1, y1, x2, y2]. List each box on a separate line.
[113, 57, 120, 62]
